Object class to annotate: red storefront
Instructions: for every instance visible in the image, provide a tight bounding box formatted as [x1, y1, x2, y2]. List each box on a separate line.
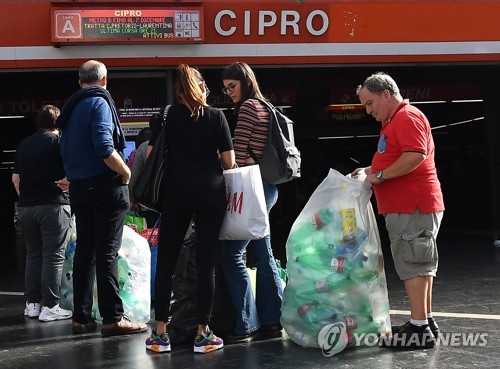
[2, 0, 500, 267]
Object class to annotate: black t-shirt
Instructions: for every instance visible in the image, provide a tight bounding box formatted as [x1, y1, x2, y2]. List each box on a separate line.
[13, 130, 70, 206]
[149, 104, 233, 191]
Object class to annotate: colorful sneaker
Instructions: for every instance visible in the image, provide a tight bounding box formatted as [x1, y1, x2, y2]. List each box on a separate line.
[24, 302, 41, 318]
[146, 330, 171, 353]
[193, 330, 224, 354]
[38, 304, 73, 322]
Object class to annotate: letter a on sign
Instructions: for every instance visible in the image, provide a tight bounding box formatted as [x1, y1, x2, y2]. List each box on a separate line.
[56, 13, 82, 38]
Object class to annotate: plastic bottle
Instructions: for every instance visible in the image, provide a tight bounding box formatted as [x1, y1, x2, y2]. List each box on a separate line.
[341, 315, 373, 330]
[294, 272, 351, 298]
[117, 257, 131, 290]
[284, 324, 318, 347]
[293, 252, 332, 272]
[286, 260, 330, 283]
[349, 265, 379, 282]
[339, 228, 369, 249]
[289, 208, 335, 254]
[330, 256, 365, 274]
[298, 302, 341, 324]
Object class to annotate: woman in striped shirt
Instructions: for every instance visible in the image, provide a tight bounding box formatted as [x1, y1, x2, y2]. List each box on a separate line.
[219, 62, 284, 344]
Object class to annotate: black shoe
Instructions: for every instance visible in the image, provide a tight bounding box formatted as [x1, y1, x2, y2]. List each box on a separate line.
[427, 317, 440, 338]
[383, 321, 435, 349]
[226, 329, 260, 344]
[393, 319, 440, 339]
[258, 323, 283, 340]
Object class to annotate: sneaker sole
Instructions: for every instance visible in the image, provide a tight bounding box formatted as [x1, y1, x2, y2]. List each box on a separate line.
[193, 342, 223, 354]
[146, 344, 171, 353]
[39, 314, 73, 322]
[24, 312, 40, 318]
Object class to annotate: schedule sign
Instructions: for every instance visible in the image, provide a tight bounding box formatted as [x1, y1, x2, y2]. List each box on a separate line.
[51, 7, 204, 43]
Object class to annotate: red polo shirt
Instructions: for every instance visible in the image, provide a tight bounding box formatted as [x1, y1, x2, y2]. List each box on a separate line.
[371, 100, 445, 214]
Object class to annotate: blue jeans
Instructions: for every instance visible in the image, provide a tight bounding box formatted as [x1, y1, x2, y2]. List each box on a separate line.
[219, 179, 284, 335]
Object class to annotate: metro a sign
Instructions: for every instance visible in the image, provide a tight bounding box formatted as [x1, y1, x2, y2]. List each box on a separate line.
[55, 13, 82, 38]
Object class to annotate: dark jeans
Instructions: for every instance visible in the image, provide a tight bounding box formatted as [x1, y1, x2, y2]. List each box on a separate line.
[69, 175, 130, 325]
[18, 204, 72, 308]
[154, 186, 226, 325]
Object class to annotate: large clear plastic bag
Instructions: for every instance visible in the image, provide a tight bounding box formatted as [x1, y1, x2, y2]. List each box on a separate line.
[60, 225, 151, 323]
[59, 233, 77, 311]
[281, 169, 391, 352]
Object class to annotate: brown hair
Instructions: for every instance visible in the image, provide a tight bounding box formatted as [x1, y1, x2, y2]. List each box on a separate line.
[174, 64, 207, 120]
[222, 61, 266, 110]
[36, 104, 60, 130]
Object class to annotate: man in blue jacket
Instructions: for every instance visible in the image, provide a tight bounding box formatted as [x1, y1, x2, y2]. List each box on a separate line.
[58, 60, 147, 336]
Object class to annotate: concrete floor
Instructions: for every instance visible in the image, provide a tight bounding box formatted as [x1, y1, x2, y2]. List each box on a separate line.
[1, 232, 499, 369]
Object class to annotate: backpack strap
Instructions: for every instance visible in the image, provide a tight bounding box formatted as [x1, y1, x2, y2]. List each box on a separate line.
[246, 98, 273, 164]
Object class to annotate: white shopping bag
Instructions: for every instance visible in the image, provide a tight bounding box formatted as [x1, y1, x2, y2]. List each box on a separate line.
[219, 165, 270, 240]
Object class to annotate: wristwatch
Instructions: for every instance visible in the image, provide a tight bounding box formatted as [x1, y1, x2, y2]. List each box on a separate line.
[376, 170, 385, 182]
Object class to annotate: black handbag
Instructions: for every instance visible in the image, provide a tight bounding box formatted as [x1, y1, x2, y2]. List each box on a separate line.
[132, 105, 171, 212]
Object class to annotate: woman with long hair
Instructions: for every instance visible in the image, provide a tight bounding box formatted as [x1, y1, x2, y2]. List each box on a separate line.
[219, 62, 284, 343]
[145, 64, 235, 354]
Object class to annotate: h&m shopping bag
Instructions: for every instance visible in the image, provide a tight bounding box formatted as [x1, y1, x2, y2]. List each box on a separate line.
[219, 165, 270, 240]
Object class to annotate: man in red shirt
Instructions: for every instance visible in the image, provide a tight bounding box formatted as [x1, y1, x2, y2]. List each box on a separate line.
[353, 72, 444, 349]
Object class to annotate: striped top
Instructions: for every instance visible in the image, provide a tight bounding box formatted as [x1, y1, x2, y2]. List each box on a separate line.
[234, 98, 270, 166]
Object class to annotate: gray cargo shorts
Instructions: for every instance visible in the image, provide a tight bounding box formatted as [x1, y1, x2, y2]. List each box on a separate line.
[385, 209, 444, 280]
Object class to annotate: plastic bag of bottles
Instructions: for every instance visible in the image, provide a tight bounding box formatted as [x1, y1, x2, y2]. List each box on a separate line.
[59, 225, 151, 323]
[92, 226, 151, 323]
[281, 169, 391, 353]
[59, 232, 77, 311]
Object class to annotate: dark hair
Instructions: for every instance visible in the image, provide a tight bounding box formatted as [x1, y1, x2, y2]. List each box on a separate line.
[222, 62, 265, 109]
[79, 60, 107, 85]
[36, 105, 60, 130]
[356, 72, 400, 97]
[135, 127, 152, 147]
[174, 64, 208, 120]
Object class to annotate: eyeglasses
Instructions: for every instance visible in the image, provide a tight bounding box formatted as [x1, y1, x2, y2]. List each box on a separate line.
[221, 82, 239, 95]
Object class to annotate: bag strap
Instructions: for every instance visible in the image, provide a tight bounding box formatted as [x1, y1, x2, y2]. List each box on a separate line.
[147, 216, 162, 245]
[247, 146, 260, 164]
[161, 105, 171, 127]
[246, 98, 276, 164]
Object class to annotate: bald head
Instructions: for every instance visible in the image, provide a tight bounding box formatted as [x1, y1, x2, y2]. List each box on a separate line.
[79, 60, 107, 88]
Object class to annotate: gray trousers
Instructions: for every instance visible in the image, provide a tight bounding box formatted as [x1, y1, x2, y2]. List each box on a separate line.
[18, 204, 72, 307]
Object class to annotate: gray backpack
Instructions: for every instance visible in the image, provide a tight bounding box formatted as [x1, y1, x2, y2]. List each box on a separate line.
[248, 99, 301, 185]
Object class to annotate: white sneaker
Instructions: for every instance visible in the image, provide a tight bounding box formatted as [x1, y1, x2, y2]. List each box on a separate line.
[24, 302, 41, 318]
[38, 304, 73, 322]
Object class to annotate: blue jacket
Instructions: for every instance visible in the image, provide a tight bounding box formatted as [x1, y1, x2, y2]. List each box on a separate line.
[60, 95, 116, 181]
